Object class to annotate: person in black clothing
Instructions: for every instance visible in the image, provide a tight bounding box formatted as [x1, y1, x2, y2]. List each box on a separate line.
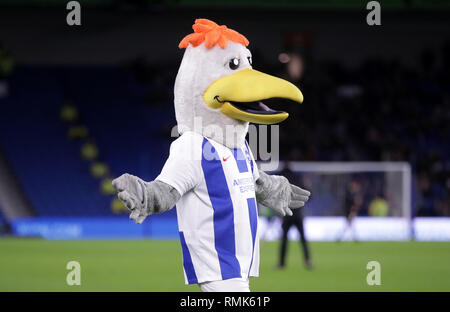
[278, 206, 314, 270]
[276, 166, 314, 270]
[0, 42, 14, 98]
[337, 176, 363, 242]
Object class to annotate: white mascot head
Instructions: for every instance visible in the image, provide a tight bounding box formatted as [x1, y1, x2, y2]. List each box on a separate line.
[174, 19, 303, 148]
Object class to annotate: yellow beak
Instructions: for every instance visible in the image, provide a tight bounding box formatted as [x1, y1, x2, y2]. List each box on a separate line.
[203, 68, 303, 124]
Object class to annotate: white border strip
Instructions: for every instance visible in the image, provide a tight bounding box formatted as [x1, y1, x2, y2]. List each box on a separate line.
[288, 161, 410, 173]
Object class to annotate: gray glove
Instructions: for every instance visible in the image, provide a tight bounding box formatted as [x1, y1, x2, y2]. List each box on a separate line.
[112, 173, 180, 224]
[255, 170, 311, 217]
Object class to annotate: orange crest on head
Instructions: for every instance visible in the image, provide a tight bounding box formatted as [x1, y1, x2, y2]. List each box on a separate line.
[178, 19, 249, 49]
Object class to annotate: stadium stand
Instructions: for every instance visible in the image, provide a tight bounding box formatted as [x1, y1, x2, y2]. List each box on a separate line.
[0, 66, 174, 216]
[60, 66, 174, 182]
[0, 67, 108, 216]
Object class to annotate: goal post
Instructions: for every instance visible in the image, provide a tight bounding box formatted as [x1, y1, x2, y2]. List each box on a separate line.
[287, 162, 412, 221]
[259, 161, 413, 241]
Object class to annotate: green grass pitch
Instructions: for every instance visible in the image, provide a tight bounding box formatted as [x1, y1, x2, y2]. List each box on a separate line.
[1, 239, 449, 291]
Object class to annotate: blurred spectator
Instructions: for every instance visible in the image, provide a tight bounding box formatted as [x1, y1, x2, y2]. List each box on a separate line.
[369, 196, 389, 217]
[0, 42, 14, 98]
[337, 177, 363, 241]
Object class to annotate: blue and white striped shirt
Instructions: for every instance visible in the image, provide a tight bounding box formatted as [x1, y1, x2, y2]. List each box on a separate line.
[156, 131, 260, 284]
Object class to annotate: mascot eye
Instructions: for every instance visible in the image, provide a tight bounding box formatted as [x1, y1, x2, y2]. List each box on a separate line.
[247, 57, 252, 66]
[229, 58, 240, 70]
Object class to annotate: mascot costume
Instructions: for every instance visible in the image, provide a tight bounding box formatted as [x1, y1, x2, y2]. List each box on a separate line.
[112, 19, 311, 292]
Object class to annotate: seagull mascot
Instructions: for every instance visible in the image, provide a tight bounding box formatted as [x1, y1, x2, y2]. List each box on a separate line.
[112, 19, 311, 292]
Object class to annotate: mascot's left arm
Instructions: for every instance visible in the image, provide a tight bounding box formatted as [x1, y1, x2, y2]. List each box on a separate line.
[255, 170, 310, 217]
